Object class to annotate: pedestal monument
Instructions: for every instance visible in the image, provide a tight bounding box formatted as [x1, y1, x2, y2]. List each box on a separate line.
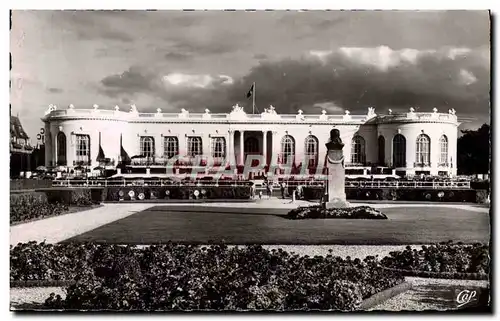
[324, 129, 350, 208]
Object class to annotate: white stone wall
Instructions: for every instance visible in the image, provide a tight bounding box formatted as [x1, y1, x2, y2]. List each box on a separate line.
[377, 122, 458, 176]
[43, 108, 459, 176]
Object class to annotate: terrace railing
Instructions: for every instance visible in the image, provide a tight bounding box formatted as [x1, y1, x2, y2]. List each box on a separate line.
[51, 178, 471, 189]
[45, 107, 459, 125]
[51, 179, 253, 188]
[344, 180, 470, 189]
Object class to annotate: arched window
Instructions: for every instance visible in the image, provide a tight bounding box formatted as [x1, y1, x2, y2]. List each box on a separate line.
[439, 135, 448, 165]
[378, 136, 385, 165]
[75, 134, 90, 165]
[163, 136, 178, 159]
[304, 135, 319, 167]
[140, 136, 155, 157]
[351, 135, 366, 164]
[187, 137, 203, 157]
[244, 137, 259, 155]
[416, 134, 431, 165]
[393, 134, 406, 168]
[56, 132, 67, 165]
[211, 137, 226, 158]
[281, 135, 295, 164]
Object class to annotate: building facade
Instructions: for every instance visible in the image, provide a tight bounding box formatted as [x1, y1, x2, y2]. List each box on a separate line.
[42, 103, 459, 176]
[10, 115, 34, 177]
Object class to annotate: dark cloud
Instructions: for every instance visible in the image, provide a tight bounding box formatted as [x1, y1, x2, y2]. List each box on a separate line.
[254, 53, 268, 60]
[99, 46, 489, 120]
[72, 24, 134, 42]
[47, 87, 63, 94]
[164, 51, 192, 61]
[99, 66, 159, 97]
[51, 11, 134, 42]
[168, 38, 241, 56]
[220, 48, 490, 116]
[278, 11, 490, 49]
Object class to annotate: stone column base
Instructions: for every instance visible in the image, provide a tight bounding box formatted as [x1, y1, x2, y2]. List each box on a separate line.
[325, 198, 350, 209]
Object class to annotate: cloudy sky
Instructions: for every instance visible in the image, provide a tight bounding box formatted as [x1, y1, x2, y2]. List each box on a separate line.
[11, 10, 490, 138]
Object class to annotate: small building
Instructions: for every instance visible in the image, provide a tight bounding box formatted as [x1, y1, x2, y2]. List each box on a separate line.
[10, 115, 34, 178]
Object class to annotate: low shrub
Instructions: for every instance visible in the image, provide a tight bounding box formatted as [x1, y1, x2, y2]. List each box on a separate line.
[302, 187, 481, 203]
[10, 179, 52, 191]
[380, 241, 490, 278]
[475, 190, 489, 204]
[10, 194, 69, 224]
[286, 205, 388, 220]
[302, 186, 325, 200]
[44, 189, 100, 206]
[105, 186, 252, 201]
[11, 242, 403, 311]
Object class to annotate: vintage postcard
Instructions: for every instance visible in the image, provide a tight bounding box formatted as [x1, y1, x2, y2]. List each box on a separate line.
[9, 10, 491, 313]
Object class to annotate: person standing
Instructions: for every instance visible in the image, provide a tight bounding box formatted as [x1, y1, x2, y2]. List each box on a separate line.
[280, 181, 287, 199]
[297, 185, 303, 199]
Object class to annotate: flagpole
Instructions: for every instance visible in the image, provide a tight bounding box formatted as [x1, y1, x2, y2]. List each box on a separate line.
[252, 82, 256, 114]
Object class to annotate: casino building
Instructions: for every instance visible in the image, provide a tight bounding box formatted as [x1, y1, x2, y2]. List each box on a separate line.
[42, 103, 459, 177]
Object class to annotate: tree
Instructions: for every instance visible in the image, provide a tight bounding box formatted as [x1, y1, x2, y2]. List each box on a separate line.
[457, 124, 490, 175]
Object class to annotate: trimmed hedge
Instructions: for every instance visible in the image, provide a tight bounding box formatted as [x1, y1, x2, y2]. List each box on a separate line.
[302, 186, 482, 203]
[286, 205, 388, 220]
[105, 186, 252, 201]
[44, 189, 103, 206]
[10, 179, 52, 191]
[11, 242, 404, 311]
[10, 194, 68, 224]
[380, 242, 490, 279]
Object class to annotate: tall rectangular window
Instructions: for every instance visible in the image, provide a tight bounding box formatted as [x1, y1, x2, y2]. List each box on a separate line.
[350, 135, 366, 164]
[439, 135, 448, 165]
[140, 136, 155, 157]
[211, 137, 226, 158]
[75, 134, 90, 164]
[187, 137, 203, 157]
[416, 134, 431, 165]
[163, 136, 179, 159]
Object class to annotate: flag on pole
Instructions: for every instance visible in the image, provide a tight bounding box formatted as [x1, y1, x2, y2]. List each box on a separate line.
[120, 133, 131, 164]
[96, 132, 106, 163]
[246, 83, 254, 99]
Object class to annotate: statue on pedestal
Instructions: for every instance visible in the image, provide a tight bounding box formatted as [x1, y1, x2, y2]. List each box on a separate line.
[324, 128, 349, 209]
[326, 129, 344, 167]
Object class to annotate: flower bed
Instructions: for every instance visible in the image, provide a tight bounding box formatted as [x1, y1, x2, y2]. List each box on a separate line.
[105, 186, 252, 201]
[286, 205, 387, 220]
[11, 242, 403, 311]
[380, 242, 490, 279]
[10, 194, 69, 225]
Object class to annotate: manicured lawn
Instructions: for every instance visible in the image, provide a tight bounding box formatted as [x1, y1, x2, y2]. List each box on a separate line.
[65, 205, 490, 245]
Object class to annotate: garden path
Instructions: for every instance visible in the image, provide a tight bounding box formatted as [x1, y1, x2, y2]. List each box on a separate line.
[165, 198, 490, 213]
[10, 203, 154, 245]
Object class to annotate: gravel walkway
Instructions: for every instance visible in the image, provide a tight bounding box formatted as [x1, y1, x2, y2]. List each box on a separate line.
[10, 287, 65, 310]
[258, 245, 412, 259]
[370, 277, 490, 311]
[10, 203, 154, 245]
[162, 199, 490, 213]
